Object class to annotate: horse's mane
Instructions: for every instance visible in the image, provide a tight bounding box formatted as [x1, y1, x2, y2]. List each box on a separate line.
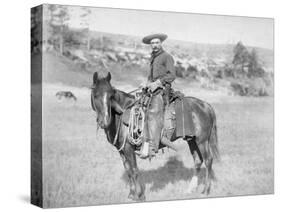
[112, 87, 135, 110]
[114, 87, 134, 99]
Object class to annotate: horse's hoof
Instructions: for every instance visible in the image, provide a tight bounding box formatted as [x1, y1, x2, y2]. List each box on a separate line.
[128, 192, 135, 200]
[138, 194, 146, 201]
[187, 176, 198, 194]
[201, 185, 211, 195]
[128, 192, 145, 201]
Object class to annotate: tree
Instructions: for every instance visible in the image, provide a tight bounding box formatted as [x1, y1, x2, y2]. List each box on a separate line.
[80, 7, 92, 51]
[248, 48, 265, 78]
[46, 5, 69, 54]
[232, 41, 250, 73]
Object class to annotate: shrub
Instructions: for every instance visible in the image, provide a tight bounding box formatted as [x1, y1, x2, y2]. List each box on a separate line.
[230, 78, 269, 97]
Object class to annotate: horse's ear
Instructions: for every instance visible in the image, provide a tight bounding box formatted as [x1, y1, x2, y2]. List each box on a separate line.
[93, 72, 98, 85]
[106, 72, 111, 82]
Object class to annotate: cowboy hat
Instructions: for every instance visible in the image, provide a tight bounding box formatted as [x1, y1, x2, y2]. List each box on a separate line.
[142, 33, 168, 44]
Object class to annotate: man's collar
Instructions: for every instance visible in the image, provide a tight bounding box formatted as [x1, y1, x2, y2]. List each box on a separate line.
[151, 48, 164, 58]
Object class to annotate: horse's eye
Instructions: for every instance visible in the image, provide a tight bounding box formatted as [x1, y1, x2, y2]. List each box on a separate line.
[93, 93, 99, 98]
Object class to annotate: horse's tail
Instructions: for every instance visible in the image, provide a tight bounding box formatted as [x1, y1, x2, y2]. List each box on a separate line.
[209, 108, 220, 161]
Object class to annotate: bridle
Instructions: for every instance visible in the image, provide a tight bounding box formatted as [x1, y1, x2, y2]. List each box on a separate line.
[91, 86, 112, 128]
[91, 86, 126, 152]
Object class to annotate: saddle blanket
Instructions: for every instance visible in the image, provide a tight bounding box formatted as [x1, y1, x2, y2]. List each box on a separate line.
[175, 98, 195, 137]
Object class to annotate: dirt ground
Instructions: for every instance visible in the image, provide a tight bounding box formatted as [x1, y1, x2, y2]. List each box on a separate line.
[41, 83, 274, 208]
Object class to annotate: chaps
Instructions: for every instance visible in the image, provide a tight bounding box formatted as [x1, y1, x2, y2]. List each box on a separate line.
[143, 93, 164, 152]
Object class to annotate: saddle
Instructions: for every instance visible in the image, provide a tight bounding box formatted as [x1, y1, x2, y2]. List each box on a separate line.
[121, 88, 195, 147]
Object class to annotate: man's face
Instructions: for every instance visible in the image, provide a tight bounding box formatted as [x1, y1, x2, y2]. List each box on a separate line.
[150, 38, 162, 53]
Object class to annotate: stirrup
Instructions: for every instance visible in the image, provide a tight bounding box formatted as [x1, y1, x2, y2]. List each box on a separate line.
[137, 151, 156, 160]
[135, 141, 156, 159]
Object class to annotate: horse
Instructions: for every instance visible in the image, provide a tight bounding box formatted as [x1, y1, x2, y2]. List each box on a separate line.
[90, 71, 220, 201]
[56, 91, 77, 101]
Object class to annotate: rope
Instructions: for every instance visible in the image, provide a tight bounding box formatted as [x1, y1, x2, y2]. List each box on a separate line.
[127, 93, 152, 146]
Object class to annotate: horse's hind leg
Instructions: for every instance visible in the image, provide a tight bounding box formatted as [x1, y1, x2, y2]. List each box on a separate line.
[202, 142, 214, 195]
[186, 136, 203, 193]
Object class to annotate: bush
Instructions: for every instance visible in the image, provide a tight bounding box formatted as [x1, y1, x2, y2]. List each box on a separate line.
[175, 66, 185, 78]
[230, 82, 248, 96]
[230, 78, 269, 97]
[64, 30, 87, 47]
[185, 65, 198, 79]
[89, 36, 114, 51]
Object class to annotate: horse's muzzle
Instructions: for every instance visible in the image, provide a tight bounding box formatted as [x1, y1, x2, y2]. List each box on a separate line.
[97, 116, 111, 129]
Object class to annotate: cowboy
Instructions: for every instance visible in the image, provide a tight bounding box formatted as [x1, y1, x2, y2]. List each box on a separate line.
[135, 33, 176, 159]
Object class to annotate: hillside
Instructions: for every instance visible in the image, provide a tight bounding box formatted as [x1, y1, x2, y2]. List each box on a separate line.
[89, 30, 273, 72]
[42, 51, 147, 88]
[38, 29, 274, 97]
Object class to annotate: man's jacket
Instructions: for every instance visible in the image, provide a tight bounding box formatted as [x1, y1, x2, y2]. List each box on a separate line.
[148, 49, 176, 85]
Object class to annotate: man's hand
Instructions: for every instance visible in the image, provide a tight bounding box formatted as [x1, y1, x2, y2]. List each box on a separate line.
[147, 79, 162, 92]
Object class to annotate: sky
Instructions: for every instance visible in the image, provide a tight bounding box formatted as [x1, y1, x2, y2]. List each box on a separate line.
[67, 6, 274, 50]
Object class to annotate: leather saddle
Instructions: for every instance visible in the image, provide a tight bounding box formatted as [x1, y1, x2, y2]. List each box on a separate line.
[121, 89, 195, 140]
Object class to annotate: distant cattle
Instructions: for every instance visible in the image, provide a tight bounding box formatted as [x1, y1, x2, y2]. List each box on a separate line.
[56, 91, 77, 101]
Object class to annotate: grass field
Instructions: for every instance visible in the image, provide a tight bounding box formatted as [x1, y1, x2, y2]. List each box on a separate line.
[41, 83, 273, 208]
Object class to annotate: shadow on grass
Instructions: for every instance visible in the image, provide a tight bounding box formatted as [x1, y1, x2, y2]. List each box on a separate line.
[122, 156, 207, 192]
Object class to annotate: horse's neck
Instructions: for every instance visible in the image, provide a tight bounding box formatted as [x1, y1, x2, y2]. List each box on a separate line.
[114, 89, 135, 109]
[104, 89, 133, 144]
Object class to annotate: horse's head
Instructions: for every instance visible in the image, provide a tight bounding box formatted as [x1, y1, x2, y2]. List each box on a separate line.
[91, 72, 124, 129]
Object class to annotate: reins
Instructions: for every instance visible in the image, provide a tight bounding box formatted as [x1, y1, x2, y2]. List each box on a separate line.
[91, 86, 145, 152]
[128, 87, 142, 94]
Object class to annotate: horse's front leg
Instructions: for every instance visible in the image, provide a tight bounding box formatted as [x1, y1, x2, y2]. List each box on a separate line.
[120, 152, 135, 199]
[120, 143, 145, 201]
